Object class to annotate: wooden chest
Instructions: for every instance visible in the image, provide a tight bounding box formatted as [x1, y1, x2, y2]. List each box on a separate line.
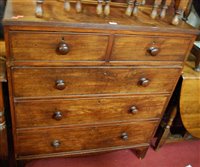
[3, 0, 199, 164]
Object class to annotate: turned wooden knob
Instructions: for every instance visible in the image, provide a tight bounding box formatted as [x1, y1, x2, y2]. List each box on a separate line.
[121, 132, 128, 140]
[130, 106, 138, 114]
[139, 78, 150, 87]
[148, 46, 160, 56]
[55, 80, 66, 90]
[53, 111, 62, 120]
[51, 140, 61, 148]
[57, 40, 70, 55]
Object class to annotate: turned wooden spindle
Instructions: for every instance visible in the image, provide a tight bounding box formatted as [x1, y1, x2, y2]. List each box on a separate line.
[160, 0, 172, 19]
[96, 0, 103, 15]
[141, 0, 146, 5]
[151, 0, 162, 19]
[64, 0, 71, 12]
[125, 0, 134, 16]
[172, 0, 190, 25]
[104, 0, 110, 16]
[184, 0, 193, 19]
[76, 0, 82, 13]
[133, 0, 143, 16]
[35, 0, 44, 18]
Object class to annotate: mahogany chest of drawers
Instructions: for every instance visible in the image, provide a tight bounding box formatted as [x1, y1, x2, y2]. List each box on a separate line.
[3, 0, 199, 165]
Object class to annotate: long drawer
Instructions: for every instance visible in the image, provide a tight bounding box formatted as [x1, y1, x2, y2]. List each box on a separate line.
[16, 121, 157, 156]
[15, 95, 167, 128]
[10, 31, 109, 61]
[12, 67, 180, 98]
[111, 35, 191, 61]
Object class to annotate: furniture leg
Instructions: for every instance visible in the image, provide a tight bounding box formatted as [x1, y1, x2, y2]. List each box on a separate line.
[132, 146, 149, 159]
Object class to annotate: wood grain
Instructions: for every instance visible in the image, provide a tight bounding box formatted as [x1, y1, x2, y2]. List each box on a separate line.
[15, 95, 167, 128]
[3, 0, 199, 163]
[12, 67, 181, 98]
[3, 0, 199, 35]
[0, 84, 8, 159]
[16, 121, 158, 156]
[10, 31, 109, 61]
[180, 61, 200, 138]
[0, 41, 8, 160]
[0, 41, 6, 82]
[111, 35, 191, 61]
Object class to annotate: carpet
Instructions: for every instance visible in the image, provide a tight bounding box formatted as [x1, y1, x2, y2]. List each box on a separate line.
[26, 140, 200, 167]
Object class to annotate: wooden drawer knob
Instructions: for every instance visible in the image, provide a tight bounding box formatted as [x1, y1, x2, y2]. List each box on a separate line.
[130, 106, 138, 114]
[51, 140, 61, 148]
[138, 78, 150, 87]
[121, 132, 128, 140]
[53, 111, 62, 120]
[57, 40, 70, 55]
[55, 80, 66, 90]
[148, 46, 160, 56]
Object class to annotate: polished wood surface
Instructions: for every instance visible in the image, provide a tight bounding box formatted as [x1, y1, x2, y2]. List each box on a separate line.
[3, 0, 198, 34]
[10, 31, 109, 61]
[0, 83, 8, 160]
[3, 0, 199, 164]
[111, 35, 191, 61]
[10, 32, 192, 62]
[0, 41, 6, 82]
[180, 61, 200, 138]
[153, 59, 200, 150]
[12, 67, 180, 98]
[15, 95, 167, 128]
[16, 121, 157, 157]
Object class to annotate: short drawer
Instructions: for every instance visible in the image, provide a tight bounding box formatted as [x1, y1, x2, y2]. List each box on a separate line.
[15, 95, 167, 128]
[111, 35, 191, 61]
[12, 67, 180, 98]
[16, 121, 157, 156]
[10, 31, 109, 61]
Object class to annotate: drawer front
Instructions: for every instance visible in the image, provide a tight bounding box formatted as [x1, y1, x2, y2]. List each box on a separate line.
[111, 35, 191, 61]
[12, 67, 180, 98]
[16, 121, 157, 156]
[10, 32, 109, 61]
[15, 95, 167, 128]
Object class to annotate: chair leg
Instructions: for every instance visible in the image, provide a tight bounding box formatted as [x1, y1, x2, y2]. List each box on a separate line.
[154, 105, 178, 150]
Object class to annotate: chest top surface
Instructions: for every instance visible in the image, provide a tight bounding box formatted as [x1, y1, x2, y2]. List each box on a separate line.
[3, 0, 199, 35]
